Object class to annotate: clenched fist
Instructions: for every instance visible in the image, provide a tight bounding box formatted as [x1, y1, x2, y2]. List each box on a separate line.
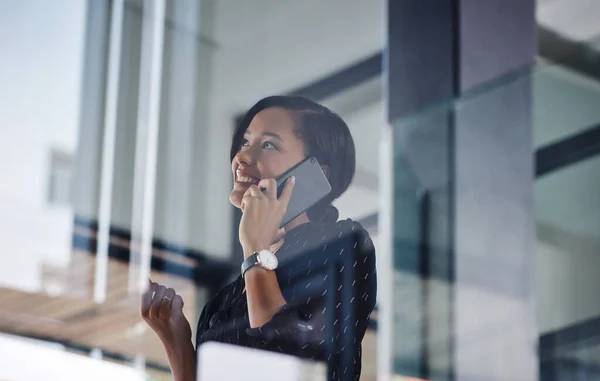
[141, 280, 192, 349]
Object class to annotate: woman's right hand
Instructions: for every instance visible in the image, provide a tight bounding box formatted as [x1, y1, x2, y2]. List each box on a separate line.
[141, 280, 193, 350]
[142, 280, 197, 381]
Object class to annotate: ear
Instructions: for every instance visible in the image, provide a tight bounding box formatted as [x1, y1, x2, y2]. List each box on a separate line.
[321, 165, 330, 179]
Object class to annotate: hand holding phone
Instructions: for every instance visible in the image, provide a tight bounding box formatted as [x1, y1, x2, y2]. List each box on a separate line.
[266, 157, 332, 228]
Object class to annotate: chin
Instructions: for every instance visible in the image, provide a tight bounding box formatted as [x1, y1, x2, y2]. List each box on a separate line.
[229, 190, 243, 209]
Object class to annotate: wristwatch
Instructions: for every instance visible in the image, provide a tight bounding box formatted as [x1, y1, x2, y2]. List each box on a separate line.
[241, 250, 278, 278]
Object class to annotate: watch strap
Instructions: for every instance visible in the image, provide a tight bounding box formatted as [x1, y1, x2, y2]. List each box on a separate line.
[241, 252, 260, 278]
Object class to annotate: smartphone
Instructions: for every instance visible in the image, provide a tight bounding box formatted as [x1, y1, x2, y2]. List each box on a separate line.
[265, 156, 332, 227]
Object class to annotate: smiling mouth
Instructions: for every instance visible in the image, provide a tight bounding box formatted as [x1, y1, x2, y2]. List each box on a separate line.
[236, 169, 260, 185]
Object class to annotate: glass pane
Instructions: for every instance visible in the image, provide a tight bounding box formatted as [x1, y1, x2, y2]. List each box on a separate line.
[386, 49, 600, 381]
[0, 0, 207, 379]
[1, 0, 386, 380]
[534, 10, 600, 375]
[391, 105, 453, 380]
[321, 77, 383, 224]
[534, 64, 600, 147]
[536, 156, 600, 374]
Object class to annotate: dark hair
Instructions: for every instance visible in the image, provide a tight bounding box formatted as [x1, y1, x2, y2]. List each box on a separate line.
[230, 95, 356, 223]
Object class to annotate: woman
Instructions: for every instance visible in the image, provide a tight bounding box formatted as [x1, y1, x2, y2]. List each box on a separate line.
[142, 96, 377, 381]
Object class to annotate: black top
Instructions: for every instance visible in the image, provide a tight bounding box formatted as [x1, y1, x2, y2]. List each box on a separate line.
[195, 219, 377, 381]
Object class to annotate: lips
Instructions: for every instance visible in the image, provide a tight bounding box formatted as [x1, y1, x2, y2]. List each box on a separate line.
[236, 169, 260, 185]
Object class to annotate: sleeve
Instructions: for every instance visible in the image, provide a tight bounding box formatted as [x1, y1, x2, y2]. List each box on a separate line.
[195, 291, 221, 349]
[245, 223, 377, 367]
[196, 302, 210, 339]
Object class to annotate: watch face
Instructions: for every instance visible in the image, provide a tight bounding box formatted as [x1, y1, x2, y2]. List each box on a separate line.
[258, 250, 278, 270]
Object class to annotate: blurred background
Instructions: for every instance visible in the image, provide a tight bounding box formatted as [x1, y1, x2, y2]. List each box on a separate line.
[0, 0, 599, 380]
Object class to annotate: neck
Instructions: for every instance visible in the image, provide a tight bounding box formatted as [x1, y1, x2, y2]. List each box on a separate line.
[269, 213, 311, 253]
[283, 213, 311, 233]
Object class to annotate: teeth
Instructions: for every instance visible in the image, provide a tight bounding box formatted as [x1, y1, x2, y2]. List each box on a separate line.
[237, 171, 259, 184]
[238, 176, 258, 183]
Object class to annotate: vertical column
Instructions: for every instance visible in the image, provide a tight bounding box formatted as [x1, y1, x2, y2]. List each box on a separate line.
[95, 0, 125, 303]
[385, 1, 537, 380]
[127, 0, 166, 294]
[71, 0, 111, 300]
[385, 1, 456, 379]
[72, 0, 110, 224]
[453, 1, 537, 379]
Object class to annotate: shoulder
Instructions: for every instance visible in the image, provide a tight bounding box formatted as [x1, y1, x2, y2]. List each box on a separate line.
[329, 218, 373, 245]
[277, 219, 375, 265]
[298, 218, 369, 237]
[309, 218, 375, 256]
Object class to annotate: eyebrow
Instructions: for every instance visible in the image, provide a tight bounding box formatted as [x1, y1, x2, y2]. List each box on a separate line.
[244, 130, 284, 143]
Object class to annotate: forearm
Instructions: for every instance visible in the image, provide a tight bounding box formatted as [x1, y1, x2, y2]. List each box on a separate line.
[164, 340, 197, 381]
[243, 263, 287, 328]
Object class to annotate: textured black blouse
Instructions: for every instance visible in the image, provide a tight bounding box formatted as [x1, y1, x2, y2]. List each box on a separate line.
[195, 219, 377, 381]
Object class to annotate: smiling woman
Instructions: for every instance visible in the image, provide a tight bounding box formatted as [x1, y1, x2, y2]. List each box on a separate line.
[142, 96, 377, 381]
[229, 106, 306, 212]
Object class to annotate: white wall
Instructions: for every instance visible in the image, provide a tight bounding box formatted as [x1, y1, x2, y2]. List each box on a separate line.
[0, 0, 87, 292]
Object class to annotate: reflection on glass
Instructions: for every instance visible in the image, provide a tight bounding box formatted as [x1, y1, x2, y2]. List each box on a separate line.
[534, 64, 600, 147]
[387, 50, 600, 379]
[1, 0, 385, 380]
[534, 29, 600, 377]
[536, 155, 600, 376]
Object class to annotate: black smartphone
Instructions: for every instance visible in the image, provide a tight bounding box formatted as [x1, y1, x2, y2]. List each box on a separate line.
[265, 157, 332, 227]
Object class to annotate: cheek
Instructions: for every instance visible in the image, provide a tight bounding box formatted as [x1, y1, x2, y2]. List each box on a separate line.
[269, 154, 305, 178]
[259, 162, 278, 179]
[259, 155, 294, 180]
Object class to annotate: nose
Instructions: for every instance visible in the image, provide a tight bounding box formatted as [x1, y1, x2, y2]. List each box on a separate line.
[235, 145, 256, 167]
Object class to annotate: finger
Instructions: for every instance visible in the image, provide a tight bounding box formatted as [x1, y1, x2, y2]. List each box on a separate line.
[171, 294, 184, 319]
[149, 285, 166, 318]
[141, 280, 158, 317]
[159, 288, 176, 317]
[246, 185, 263, 198]
[258, 178, 277, 199]
[241, 193, 255, 212]
[278, 176, 295, 206]
[242, 186, 261, 211]
[242, 191, 255, 202]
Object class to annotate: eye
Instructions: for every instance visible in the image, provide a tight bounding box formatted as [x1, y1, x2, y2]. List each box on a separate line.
[239, 138, 249, 150]
[262, 141, 277, 150]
